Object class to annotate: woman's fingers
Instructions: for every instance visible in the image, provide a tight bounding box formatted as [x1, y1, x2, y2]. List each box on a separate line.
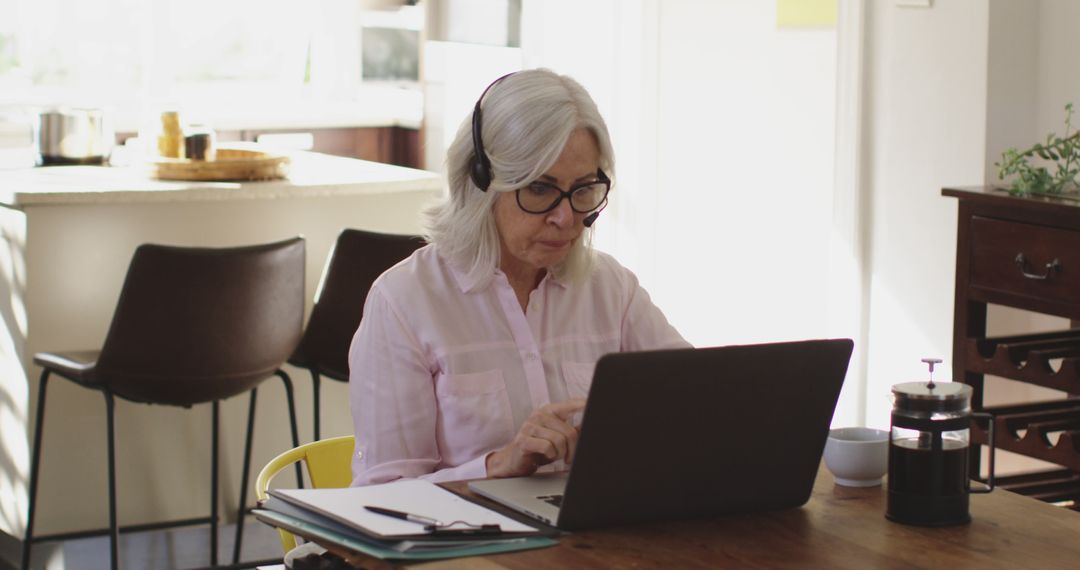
[536, 415, 579, 462]
[549, 399, 585, 461]
[487, 399, 590, 478]
[517, 430, 562, 463]
[523, 401, 586, 463]
[549, 398, 587, 422]
[512, 423, 561, 463]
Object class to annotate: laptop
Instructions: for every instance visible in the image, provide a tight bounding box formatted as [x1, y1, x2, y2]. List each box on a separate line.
[468, 338, 853, 530]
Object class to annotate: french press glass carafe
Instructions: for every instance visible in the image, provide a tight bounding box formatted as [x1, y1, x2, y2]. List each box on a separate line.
[886, 358, 995, 526]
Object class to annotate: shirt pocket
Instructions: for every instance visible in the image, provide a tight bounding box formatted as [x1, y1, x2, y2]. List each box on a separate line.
[434, 369, 513, 456]
[561, 361, 597, 400]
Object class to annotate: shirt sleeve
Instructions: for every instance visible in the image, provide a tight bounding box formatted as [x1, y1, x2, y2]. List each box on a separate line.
[349, 284, 490, 486]
[618, 267, 692, 352]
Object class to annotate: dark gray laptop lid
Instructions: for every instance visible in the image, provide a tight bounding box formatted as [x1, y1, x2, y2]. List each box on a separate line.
[557, 338, 853, 530]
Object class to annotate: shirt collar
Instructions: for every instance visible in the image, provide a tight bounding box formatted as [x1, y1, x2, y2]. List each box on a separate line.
[542, 269, 570, 289]
[439, 249, 569, 293]
[440, 251, 486, 293]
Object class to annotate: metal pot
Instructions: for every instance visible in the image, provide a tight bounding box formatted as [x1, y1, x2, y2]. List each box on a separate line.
[33, 108, 114, 166]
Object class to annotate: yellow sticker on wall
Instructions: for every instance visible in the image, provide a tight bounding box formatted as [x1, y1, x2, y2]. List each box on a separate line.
[777, 0, 837, 28]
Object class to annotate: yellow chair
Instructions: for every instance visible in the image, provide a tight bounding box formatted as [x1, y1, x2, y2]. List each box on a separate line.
[256, 435, 356, 553]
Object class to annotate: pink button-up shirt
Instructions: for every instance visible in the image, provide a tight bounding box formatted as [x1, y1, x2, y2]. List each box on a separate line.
[349, 244, 688, 486]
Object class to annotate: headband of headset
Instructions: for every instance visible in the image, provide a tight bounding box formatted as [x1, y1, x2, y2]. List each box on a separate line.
[470, 72, 516, 191]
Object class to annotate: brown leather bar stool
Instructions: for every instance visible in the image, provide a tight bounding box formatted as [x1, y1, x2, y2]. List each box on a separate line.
[289, 229, 425, 441]
[230, 230, 423, 564]
[21, 237, 306, 570]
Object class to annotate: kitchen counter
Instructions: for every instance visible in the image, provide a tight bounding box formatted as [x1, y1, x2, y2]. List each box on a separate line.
[0, 153, 442, 542]
[0, 150, 438, 206]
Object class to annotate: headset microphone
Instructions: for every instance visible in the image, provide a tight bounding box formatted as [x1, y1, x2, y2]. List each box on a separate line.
[583, 196, 608, 228]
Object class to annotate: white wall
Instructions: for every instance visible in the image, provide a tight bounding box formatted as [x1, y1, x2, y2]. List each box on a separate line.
[860, 0, 990, 428]
[654, 1, 838, 348]
[1034, 0, 1080, 134]
[521, 0, 841, 365]
[985, 0, 1037, 186]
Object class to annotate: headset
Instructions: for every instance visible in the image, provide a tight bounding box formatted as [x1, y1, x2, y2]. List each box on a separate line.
[469, 72, 604, 228]
[469, 73, 513, 193]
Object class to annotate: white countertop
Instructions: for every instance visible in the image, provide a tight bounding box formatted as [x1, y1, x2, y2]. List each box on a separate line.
[0, 149, 443, 208]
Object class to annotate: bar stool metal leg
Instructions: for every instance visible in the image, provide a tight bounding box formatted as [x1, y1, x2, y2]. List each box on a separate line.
[232, 372, 302, 565]
[311, 370, 321, 442]
[21, 370, 50, 570]
[104, 390, 119, 570]
[231, 389, 259, 564]
[277, 370, 302, 486]
[210, 400, 219, 567]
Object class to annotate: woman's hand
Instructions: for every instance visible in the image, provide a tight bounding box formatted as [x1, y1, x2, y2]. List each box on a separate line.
[485, 399, 586, 478]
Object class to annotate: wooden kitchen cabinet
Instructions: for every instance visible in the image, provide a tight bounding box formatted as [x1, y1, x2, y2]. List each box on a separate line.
[240, 126, 421, 168]
[943, 186, 1080, 510]
[119, 126, 421, 168]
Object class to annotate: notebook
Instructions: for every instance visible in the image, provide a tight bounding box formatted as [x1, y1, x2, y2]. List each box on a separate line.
[266, 479, 539, 539]
[468, 338, 854, 530]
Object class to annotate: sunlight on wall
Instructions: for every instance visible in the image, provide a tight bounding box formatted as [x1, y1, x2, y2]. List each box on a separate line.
[826, 227, 867, 428]
[649, 1, 837, 350]
[0, 403, 27, 534]
[861, 0, 990, 432]
[862, 282, 939, 429]
[0, 207, 27, 537]
[520, 0, 838, 352]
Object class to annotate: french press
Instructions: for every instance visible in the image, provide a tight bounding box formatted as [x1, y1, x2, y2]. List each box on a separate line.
[886, 358, 995, 526]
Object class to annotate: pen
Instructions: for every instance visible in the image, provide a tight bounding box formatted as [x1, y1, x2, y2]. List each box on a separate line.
[364, 505, 441, 527]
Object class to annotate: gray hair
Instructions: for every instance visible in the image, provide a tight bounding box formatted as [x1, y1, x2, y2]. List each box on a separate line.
[422, 68, 615, 288]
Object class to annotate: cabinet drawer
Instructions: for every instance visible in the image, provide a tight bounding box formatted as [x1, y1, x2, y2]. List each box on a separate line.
[970, 216, 1080, 306]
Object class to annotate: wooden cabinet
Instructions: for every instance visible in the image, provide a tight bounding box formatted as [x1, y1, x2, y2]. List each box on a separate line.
[238, 127, 421, 168]
[119, 126, 421, 169]
[944, 186, 1080, 509]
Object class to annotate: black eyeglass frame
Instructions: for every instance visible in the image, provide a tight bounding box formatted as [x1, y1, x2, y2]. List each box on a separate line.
[515, 169, 611, 215]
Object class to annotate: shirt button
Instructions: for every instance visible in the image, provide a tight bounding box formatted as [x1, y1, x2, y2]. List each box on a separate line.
[526, 353, 538, 361]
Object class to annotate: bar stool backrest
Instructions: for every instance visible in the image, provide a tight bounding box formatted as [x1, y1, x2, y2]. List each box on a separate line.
[96, 237, 306, 406]
[289, 230, 424, 381]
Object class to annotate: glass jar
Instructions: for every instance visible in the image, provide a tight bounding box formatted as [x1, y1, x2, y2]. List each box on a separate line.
[886, 359, 995, 526]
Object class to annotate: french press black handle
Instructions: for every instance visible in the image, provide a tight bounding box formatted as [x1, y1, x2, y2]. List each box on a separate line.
[970, 411, 995, 494]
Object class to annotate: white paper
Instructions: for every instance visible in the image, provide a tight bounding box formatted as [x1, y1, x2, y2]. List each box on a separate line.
[271, 479, 537, 536]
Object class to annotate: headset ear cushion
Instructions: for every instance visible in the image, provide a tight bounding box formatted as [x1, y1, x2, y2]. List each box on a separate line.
[470, 156, 491, 191]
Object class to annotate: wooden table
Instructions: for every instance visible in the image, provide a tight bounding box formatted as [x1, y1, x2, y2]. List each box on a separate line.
[303, 463, 1080, 569]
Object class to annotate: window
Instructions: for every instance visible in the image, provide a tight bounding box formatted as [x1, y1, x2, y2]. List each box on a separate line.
[362, 27, 420, 82]
[0, 0, 421, 108]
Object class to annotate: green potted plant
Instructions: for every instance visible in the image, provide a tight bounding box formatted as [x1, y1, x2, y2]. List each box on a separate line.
[997, 103, 1080, 197]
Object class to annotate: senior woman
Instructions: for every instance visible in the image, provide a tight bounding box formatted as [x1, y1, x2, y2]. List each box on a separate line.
[349, 69, 688, 486]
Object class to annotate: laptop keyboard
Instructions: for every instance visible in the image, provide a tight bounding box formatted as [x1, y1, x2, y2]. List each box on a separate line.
[538, 494, 564, 508]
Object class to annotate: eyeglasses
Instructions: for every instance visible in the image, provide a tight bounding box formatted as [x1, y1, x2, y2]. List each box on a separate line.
[515, 169, 611, 214]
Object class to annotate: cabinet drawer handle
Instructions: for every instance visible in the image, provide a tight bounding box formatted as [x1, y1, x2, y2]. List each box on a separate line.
[1014, 253, 1062, 280]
